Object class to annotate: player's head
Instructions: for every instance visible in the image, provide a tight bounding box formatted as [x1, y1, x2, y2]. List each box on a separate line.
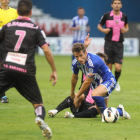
[96, 52, 108, 64]
[17, 0, 32, 17]
[0, 0, 9, 6]
[77, 7, 85, 17]
[111, 0, 122, 11]
[72, 43, 87, 65]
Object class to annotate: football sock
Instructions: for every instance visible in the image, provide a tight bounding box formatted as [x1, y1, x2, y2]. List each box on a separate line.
[56, 96, 73, 112]
[35, 105, 46, 120]
[92, 96, 106, 114]
[115, 70, 121, 82]
[117, 108, 123, 116]
[74, 108, 98, 118]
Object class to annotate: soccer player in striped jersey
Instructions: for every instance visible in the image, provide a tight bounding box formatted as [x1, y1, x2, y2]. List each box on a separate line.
[69, 7, 90, 60]
[0, 0, 18, 103]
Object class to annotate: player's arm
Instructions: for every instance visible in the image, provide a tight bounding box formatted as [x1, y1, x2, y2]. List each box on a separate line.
[74, 77, 93, 108]
[97, 14, 110, 34]
[69, 19, 80, 31]
[42, 45, 57, 86]
[86, 26, 90, 32]
[121, 14, 129, 33]
[69, 26, 80, 31]
[71, 73, 78, 99]
[84, 33, 92, 48]
[121, 24, 129, 33]
[76, 77, 92, 98]
[0, 26, 5, 43]
[97, 24, 110, 34]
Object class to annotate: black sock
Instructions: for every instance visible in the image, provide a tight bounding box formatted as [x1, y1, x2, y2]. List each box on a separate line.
[115, 70, 121, 82]
[35, 105, 46, 120]
[0, 92, 6, 99]
[56, 96, 73, 112]
[74, 108, 98, 118]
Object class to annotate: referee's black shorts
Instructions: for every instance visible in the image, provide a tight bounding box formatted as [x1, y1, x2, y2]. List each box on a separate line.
[0, 70, 43, 104]
[104, 40, 124, 65]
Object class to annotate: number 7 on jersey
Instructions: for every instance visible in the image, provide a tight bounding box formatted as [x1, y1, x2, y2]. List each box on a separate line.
[14, 30, 26, 51]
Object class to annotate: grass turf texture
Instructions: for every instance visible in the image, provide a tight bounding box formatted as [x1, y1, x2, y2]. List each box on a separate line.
[0, 55, 140, 140]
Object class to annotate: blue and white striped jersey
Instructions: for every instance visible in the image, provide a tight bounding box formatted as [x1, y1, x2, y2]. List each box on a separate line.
[70, 16, 89, 43]
[72, 53, 115, 88]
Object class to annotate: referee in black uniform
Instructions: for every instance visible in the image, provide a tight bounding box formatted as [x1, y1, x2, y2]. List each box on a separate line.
[97, 0, 129, 91]
[0, 0, 57, 139]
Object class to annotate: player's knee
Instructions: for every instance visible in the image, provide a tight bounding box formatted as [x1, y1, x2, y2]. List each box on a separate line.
[33, 103, 43, 108]
[115, 67, 121, 72]
[91, 92, 98, 97]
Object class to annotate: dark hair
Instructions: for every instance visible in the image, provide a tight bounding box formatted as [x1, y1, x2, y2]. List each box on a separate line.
[112, 0, 122, 4]
[96, 52, 108, 63]
[72, 43, 86, 53]
[77, 7, 84, 10]
[18, 0, 32, 16]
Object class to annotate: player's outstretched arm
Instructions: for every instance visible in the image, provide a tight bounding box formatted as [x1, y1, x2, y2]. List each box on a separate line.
[71, 73, 78, 99]
[84, 33, 92, 48]
[42, 45, 57, 86]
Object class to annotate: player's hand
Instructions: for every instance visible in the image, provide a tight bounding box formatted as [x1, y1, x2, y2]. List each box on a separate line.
[75, 26, 81, 30]
[104, 28, 111, 34]
[50, 71, 57, 86]
[84, 33, 92, 48]
[70, 93, 75, 99]
[121, 27, 126, 33]
[73, 96, 79, 109]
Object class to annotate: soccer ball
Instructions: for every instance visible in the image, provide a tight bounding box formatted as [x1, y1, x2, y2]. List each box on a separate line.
[103, 107, 119, 123]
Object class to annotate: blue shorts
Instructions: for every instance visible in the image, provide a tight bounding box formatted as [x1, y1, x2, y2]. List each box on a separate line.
[73, 40, 84, 44]
[101, 77, 116, 98]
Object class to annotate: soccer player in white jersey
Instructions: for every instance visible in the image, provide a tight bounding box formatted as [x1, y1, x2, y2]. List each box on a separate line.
[69, 7, 90, 60]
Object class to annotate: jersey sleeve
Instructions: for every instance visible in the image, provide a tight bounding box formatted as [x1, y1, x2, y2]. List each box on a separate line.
[124, 14, 128, 25]
[69, 18, 76, 27]
[87, 18, 89, 26]
[36, 28, 50, 48]
[72, 60, 79, 75]
[0, 25, 6, 43]
[99, 13, 106, 26]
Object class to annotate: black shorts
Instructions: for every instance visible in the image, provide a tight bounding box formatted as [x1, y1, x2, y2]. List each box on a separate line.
[0, 70, 42, 104]
[70, 99, 93, 114]
[104, 40, 124, 64]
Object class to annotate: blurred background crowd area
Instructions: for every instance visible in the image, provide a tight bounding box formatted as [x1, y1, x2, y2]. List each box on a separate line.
[9, 0, 140, 55]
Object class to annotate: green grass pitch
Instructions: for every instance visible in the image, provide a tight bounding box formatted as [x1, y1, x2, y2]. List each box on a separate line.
[0, 55, 140, 140]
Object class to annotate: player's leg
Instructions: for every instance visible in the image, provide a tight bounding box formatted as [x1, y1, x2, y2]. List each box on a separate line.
[91, 85, 107, 114]
[48, 96, 73, 117]
[114, 42, 124, 91]
[104, 40, 114, 71]
[117, 104, 131, 119]
[104, 97, 109, 108]
[14, 74, 52, 139]
[92, 78, 116, 121]
[64, 107, 98, 118]
[0, 92, 9, 103]
[0, 70, 13, 103]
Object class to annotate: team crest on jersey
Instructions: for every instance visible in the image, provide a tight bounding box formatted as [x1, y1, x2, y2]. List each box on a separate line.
[89, 68, 93, 73]
[86, 67, 89, 72]
[115, 20, 119, 24]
